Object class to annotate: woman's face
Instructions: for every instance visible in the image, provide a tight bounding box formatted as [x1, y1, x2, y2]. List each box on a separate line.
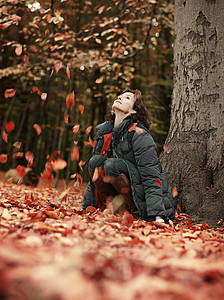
[112, 92, 135, 114]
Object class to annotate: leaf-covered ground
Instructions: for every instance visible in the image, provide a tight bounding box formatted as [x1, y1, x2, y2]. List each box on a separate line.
[0, 178, 224, 300]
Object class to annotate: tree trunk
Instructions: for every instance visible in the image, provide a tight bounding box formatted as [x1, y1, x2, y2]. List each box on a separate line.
[160, 0, 224, 226]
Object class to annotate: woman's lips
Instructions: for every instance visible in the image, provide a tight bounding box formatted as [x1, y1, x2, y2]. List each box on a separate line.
[115, 99, 122, 104]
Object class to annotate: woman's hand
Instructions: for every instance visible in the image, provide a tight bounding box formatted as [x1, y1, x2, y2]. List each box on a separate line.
[155, 216, 164, 223]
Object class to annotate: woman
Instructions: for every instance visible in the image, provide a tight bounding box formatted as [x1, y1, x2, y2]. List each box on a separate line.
[82, 89, 175, 223]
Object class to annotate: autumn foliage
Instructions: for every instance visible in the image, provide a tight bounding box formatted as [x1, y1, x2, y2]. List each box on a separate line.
[0, 178, 224, 299]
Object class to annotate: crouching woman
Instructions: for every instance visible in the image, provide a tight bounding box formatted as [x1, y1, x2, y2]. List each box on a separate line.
[82, 89, 175, 223]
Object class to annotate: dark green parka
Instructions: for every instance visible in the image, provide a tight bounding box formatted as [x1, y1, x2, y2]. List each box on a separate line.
[82, 117, 175, 222]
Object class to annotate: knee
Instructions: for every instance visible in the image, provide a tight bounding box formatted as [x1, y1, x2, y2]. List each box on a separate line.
[88, 155, 106, 174]
[104, 159, 117, 177]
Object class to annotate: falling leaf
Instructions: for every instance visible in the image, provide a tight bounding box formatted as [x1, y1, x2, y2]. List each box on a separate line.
[55, 61, 62, 73]
[5, 121, 15, 133]
[172, 186, 178, 198]
[176, 204, 181, 212]
[15, 45, 22, 56]
[128, 123, 137, 132]
[79, 104, 84, 114]
[23, 54, 30, 65]
[32, 86, 38, 92]
[41, 92, 47, 101]
[78, 160, 85, 171]
[163, 145, 170, 154]
[52, 159, 67, 172]
[54, 151, 62, 158]
[66, 91, 75, 110]
[64, 111, 68, 124]
[45, 29, 49, 36]
[4, 89, 16, 98]
[2, 130, 8, 143]
[33, 124, 41, 135]
[85, 126, 92, 135]
[0, 154, 7, 163]
[75, 172, 83, 184]
[12, 152, 24, 159]
[71, 142, 79, 161]
[66, 64, 71, 79]
[95, 77, 104, 84]
[72, 124, 80, 134]
[95, 38, 102, 44]
[155, 178, 162, 187]
[16, 165, 26, 177]
[25, 151, 34, 164]
[28, 22, 39, 28]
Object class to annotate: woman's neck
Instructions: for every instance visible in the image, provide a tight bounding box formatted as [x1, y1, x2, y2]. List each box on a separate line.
[114, 112, 130, 127]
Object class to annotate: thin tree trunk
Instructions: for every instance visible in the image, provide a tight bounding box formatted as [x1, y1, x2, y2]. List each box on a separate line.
[160, 0, 224, 226]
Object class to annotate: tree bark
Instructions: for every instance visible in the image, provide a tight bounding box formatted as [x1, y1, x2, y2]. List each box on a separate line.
[160, 0, 224, 226]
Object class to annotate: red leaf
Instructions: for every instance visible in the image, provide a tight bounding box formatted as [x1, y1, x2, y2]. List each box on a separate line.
[45, 29, 49, 36]
[72, 124, 80, 134]
[52, 159, 67, 172]
[79, 104, 84, 114]
[32, 86, 38, 92]
[41, 92, 47, 101]
[71, 142, 79, 161]
[66, 65, 71, 79]
[4, 89, 16, 98]
[85, 126, 92, 135]
[55, 61, 63, 73]
[86, 206, 96, 213]
[2, 130, 8, 143]
[33, 124, 41, 135]
[12, 152, 24, 158]
[25, 151, 34, 163]
[0, 154, 7, 163]
[128, 123, 137, 132]
[16, 165, 26, 177]
[5, 121, 15, 133]
[163, 144, 170, 153]
[66, 91, 75, 110]
[155, 178, 162, 187]
[54, 151, 62, 158]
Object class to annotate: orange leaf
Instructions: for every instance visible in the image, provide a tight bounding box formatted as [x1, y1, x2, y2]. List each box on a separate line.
[25, 151, 34, 163]
[33, 124, 41, 135]
[79, 104, 84, 114]
[15, 45, 22, 56]
[52, 159, 67, 172]
[0, 154, 7, 163]
[155, 178, 162, 187]
[16, 165, 26, 177]
[4, 89, 16, 98]
[66, 65, 71, 79]
[64, 111, 68, 124]
[55, 61, 62, 73]
[176, 204, 181, 212]
[85, 126, 92, 135]
[76, 173, 83, 184]
[66, 91, 75, 110]
[86, 206, 96, 213]
[32, 86, 38, 92]
[5, 121, 15, 133]
[2, 130, 8, 143]
[78, 160, 85, 171]
[172, 186, 178, 198]
[41, 92, 47, 101]
[128, 123, 137, 132]
[72, 124, 80, 134]
[71, 142, 79, 161]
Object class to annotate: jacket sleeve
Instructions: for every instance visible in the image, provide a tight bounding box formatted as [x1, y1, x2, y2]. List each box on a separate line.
[132, 131, 166, 218]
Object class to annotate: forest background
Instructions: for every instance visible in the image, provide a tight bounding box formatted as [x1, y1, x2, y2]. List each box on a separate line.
[0, 0, 174, 186]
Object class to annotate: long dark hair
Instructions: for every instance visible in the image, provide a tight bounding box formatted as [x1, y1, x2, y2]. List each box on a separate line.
[106, 89, 151, 129]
